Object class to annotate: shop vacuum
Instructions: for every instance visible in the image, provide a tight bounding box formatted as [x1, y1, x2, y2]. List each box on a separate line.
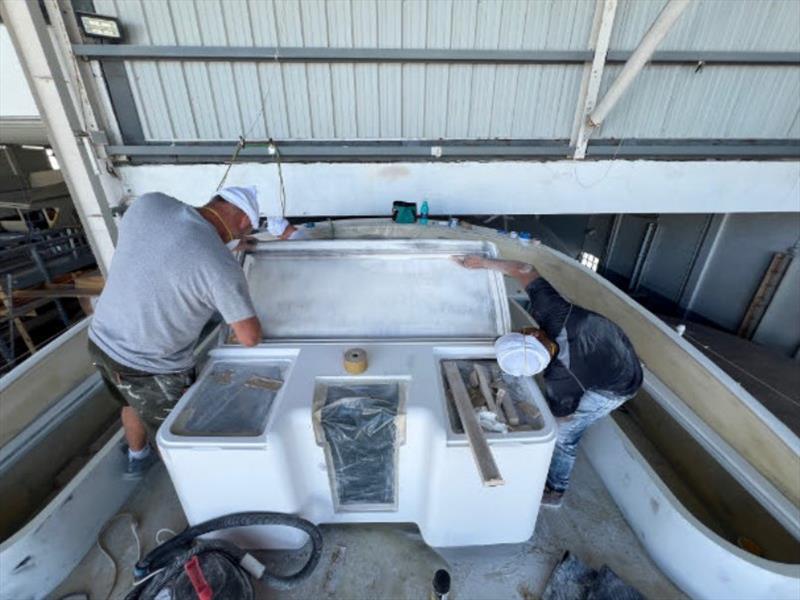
[126, 512, 323, 600]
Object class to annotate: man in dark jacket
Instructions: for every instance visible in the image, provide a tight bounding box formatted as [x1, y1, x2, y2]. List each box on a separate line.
[458, 255, 643, 507]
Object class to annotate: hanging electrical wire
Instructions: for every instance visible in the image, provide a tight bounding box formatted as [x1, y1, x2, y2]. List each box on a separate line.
[215, 47, 288, 218]
[216, 136, 246, 192]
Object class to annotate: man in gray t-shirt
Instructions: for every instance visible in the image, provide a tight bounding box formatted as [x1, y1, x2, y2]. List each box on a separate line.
[89, 186, 263, 477]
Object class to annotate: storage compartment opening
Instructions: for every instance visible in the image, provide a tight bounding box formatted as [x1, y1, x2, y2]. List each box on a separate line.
[170, 362, 285, 437]
[313, 381, 404, 512]
[613, 391, 800, 564]
[441, 360, 545, 435]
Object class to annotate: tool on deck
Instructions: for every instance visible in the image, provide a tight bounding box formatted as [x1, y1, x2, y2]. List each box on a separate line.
[127, 512, 322, 600]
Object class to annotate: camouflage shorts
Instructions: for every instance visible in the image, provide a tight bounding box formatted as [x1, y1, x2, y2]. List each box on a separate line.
[88, 340, 195, 437]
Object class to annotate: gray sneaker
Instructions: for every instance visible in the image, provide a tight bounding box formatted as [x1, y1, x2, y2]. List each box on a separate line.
[122, 445, 158, 480]
[541, 486, 564, 508]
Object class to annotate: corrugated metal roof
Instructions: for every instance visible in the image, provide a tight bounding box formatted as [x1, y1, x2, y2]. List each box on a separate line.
[115, 59, 584, 141]
[598, 64, 800, 139]
[95, 0, 597, 50]
[612, 0, 800, 52]
[91, 0, 800, 143]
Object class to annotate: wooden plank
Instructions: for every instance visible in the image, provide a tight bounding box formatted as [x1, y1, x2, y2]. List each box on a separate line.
[473, 363, 500, 416]
[0, 287, 37, 356]
[11, 319, 35, 356]
[737, 252, 792, 339]
[443, 361, 504, 487]
[12, 288, 99, 300]
[73, 270, 105, 294]
[0, 298, 51, 320]
[497, 387, 520, 426]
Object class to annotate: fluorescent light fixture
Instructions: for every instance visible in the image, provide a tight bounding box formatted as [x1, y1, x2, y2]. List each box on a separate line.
[76, 12, 122, 42]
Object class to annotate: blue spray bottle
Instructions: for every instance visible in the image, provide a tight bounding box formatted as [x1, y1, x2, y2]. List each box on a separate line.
[419, 200, 429, 224]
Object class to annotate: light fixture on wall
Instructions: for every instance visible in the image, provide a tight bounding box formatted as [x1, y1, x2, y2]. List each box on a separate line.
[580, 252, 600, 272]
[75, 12, 123, 42]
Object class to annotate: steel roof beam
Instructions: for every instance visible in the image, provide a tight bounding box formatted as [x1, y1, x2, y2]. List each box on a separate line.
[573, 0, 620, 160]
[71, 45, 800, 66]
[589, 0, 692, 128]
[104, 140, 800, 161]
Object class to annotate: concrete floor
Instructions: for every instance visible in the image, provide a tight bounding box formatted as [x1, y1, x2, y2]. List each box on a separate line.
[52, 450, 684, 600]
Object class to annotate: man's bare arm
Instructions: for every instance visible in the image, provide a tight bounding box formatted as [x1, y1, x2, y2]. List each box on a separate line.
[455, 255, 540, 288]
[230, 316, 262, 347]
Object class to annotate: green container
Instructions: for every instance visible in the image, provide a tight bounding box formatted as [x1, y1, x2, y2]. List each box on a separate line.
[392, 201, 417, 224]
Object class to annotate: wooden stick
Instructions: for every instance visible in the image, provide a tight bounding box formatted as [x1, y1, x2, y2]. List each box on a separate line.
[0, 297, 36, 356]
[444, 361, 504, 487]
[496, 387, 520, 426]
[474, 363, 500, 416]
[12, 288, 99, 299]
[468, 368, 479, 388]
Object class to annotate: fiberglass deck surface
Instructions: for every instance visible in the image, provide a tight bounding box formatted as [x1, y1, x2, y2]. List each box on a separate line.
[52, 450, 684, 600]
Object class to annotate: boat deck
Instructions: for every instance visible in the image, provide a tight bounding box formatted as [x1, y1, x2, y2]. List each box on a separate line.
[52, 449, 684, 600]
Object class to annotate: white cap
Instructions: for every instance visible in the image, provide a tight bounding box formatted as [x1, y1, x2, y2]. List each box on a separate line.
[267, 216, 290, 237]
[494, 333, 551, 377]
[216, 186, 259, 230]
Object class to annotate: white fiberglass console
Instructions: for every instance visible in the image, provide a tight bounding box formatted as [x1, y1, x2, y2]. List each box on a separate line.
[158, 240, 556, 548]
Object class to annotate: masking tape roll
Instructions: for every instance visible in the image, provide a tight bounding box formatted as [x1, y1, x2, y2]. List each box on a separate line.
[343, 348, 368, 374]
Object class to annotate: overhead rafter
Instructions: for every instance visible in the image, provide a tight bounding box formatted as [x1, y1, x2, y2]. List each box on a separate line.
[588, 0, 693, 128]
[104, 140, 800, 162]
[70, 45, 800, 66]
[572, 0, 619, 160]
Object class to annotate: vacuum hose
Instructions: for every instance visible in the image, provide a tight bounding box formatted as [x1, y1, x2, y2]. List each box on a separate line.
[127, 512, 323, 599]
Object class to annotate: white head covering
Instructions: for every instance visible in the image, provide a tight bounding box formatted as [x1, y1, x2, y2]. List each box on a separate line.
[494, 332, 552, 377]
[267, 216, 290, 237]
[216, 186, 259, 230]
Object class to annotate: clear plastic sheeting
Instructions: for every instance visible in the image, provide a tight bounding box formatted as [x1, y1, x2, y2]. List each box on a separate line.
[170, 362, 283, 437]
[317, 384, 400, 510]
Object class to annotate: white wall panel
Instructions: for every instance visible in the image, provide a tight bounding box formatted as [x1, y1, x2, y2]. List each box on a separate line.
[116, 161, 800, 217]
[0, 25, 38, 117]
